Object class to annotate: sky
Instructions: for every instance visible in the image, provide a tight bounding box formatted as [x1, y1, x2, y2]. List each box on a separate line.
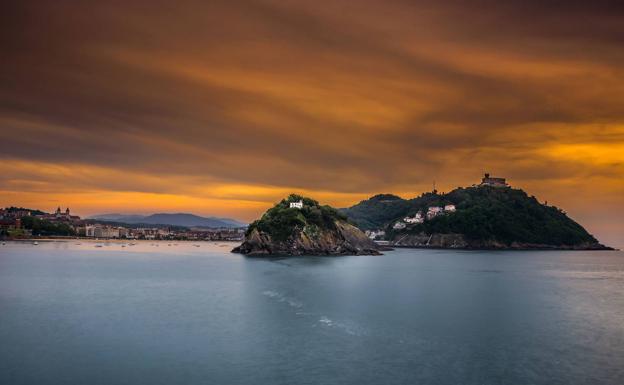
[1, 0, 623, 247]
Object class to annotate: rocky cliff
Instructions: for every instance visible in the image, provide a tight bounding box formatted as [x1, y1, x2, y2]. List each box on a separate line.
[232, 194, 380, 256]
[233, 220, 380, 256]
[392, 232, 611, 250]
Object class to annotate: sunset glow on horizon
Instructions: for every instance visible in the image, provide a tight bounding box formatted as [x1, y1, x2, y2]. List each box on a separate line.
[1, 1, 624, 246]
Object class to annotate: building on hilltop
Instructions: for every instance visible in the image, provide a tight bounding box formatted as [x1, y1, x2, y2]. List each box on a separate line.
[1, 208, 33, 219]
[48, 207, 81, 222]
[36, 207, 82, 229]
[444, 204, 456, 212]
[289, 200, 303, 209]
[480, 173, 508, 187]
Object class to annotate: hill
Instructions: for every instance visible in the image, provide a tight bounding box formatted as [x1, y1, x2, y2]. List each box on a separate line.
[89, 213, 246, 228]
[3, 206, 48, 216]
[339, 194, 412, 230]
[233, 194, 380, 256]
[342, 186, 609, 250]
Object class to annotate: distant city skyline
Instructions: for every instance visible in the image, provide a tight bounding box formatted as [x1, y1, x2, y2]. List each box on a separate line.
[1, 1, 623, 247]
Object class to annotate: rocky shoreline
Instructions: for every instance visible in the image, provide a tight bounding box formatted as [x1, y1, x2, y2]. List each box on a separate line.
[233, 221, 381, 256]
[389, 232, 613, 250]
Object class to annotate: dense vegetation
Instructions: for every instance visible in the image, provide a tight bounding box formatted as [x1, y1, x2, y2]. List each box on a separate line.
[247, 194, 347, 241]
[340, 192, 457, 230]
[339, 194, 412, 230]
[20, 216, 76, 236]
[344, 186, 599, 246]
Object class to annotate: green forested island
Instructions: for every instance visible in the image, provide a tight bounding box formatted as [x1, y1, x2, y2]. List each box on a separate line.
[235, 183, 609, 255]
[233, 194, 380, 256]
[341, 184, 609, 250]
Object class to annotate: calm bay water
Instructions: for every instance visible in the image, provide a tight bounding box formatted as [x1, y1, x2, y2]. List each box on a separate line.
[1, 241, 623, 385]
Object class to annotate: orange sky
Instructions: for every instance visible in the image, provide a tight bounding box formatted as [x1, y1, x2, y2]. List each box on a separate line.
[1, 1, 623, 247]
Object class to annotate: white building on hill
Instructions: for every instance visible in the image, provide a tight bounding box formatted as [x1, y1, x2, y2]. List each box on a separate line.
[404, 212, 424, 224]
[290, 200, 303, 209]
[393, 222, 406, 230]
[427, 206, 443, 220]
[366, 230, 386, 240]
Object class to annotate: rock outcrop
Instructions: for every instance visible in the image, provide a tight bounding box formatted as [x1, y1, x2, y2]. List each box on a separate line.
[391, 232, 612, 250]
[232, 194, 381, 256]
[233, 220, 381, 256]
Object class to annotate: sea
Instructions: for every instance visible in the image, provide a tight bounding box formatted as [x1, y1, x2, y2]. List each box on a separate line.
[1, 241, 622, 385]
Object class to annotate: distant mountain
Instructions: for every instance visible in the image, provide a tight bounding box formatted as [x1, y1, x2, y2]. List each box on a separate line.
[90, 214, 146, 222]
[89, 213, 246, 228]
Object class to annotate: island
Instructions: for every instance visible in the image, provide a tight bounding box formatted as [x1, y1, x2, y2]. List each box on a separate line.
[341, 174, 611, 250]
[232, 195, 381, 256]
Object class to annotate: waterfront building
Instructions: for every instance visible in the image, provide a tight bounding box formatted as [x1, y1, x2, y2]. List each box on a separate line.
[366, 230, 386, 240]
[85, 225, 97, 237]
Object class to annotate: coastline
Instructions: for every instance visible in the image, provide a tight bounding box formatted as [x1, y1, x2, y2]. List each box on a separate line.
[388, 244, 616, 251]
[4, 238, 616, 252]
[1, 237, 241, 243]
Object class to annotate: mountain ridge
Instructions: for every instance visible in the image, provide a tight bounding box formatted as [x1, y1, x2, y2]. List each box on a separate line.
[89, 213, 246, 228]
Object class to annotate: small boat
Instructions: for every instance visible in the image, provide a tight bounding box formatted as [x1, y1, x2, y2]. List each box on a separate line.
[95, 244, 103, 248]
[121, 244, 126, 247]
[33, 241, 39, 245]
[2, 242, 6, 245]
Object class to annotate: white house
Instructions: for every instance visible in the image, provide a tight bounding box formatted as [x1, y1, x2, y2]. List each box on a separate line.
[427, 206, 443, 220]
[366, 230, 386, 239]
[290, 200, 303, 209]
[393, 222, 406, 230]
[404, 212, 424, 224]
[444, 204, 456, 212]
